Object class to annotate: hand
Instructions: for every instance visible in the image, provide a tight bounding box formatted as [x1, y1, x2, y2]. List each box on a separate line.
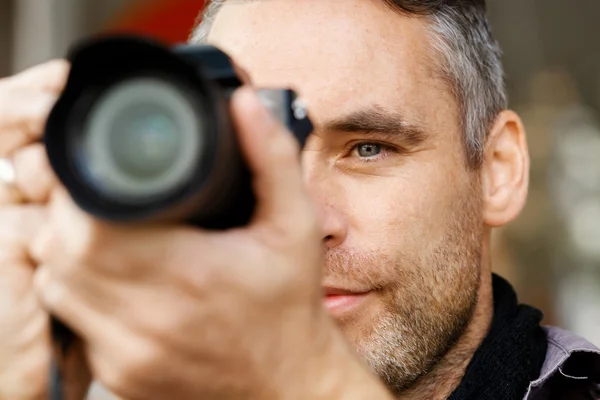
[31, 87, 393, 400]
[0, 60, 66, 400]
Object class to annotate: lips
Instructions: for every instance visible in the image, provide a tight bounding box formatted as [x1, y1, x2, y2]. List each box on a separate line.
[322, 286, 371, 316]
[323, 287, 363, 296]
[322, 285, 371, 296]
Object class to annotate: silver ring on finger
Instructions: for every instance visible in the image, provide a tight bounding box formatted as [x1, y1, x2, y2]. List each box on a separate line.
[0, 157, 23, 204]
[0, 158, 16, 186]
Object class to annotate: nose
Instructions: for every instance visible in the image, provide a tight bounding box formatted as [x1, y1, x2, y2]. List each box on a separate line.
[302, 148, 348, 248]
[317, 203, 348, 248]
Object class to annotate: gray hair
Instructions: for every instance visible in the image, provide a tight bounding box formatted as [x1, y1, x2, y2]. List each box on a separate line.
[190, 0, 507, 168]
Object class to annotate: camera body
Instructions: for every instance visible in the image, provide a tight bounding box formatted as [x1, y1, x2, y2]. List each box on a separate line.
[44, 36, 313, 229]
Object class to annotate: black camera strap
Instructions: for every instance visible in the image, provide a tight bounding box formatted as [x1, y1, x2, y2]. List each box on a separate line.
[50, 318, 78, 400]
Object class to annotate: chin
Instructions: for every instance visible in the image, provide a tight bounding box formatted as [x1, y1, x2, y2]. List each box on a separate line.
[329, 294, 387, 347]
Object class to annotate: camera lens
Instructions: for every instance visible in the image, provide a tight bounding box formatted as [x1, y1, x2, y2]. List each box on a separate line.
[76, 76, 205, 204]
[110, 110, 179, 179]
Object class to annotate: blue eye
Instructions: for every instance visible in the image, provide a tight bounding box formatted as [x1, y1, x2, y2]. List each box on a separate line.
[357, 143, 382, 158]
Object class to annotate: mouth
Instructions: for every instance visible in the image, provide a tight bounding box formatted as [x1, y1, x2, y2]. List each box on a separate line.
[322, 287, 371, 317]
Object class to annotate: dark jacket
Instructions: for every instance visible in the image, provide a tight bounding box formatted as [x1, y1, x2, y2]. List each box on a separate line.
[526, 327, 600, 399]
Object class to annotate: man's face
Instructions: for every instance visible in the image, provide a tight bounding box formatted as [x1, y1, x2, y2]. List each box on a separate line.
[209, 0, 483, 392]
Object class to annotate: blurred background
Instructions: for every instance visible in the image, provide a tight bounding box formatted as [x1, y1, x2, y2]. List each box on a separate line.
[1, 0, 599, 397]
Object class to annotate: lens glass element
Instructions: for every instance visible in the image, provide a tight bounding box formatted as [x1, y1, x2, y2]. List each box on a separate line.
[109, 105, 181, 179]
[79, 77, 205, 204]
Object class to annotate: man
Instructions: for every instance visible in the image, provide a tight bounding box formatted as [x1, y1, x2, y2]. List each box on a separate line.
[0, 0, 598, 399]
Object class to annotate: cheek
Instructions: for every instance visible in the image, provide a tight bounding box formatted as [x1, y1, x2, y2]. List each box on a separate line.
[339, 170, 455, 253]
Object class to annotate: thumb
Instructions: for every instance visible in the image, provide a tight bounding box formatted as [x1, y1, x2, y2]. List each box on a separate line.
[231, 87, 314, 232]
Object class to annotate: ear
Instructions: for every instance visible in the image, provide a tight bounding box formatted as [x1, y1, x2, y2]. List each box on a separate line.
[481, 110, 530, 227]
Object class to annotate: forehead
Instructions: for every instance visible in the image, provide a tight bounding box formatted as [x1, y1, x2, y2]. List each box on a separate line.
[207, 0, 449, 127]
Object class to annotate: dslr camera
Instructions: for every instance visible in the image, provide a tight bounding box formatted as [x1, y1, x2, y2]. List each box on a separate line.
[44, 36, 313, 229]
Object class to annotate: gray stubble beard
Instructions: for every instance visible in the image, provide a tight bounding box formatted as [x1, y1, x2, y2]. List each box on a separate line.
[357, 190, 483, 395]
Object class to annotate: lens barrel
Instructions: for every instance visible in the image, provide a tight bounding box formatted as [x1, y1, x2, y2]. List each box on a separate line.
[44, 36, 312, 230]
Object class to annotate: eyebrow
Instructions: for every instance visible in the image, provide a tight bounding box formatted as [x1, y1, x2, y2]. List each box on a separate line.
[319, 105, 431, 147]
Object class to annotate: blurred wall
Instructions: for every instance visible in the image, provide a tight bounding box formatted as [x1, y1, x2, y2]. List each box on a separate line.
[0, 0, 12, 75]
[487, 0, 600, 343]
[2, 0, 203, 76]
[7, 0, 131, 73]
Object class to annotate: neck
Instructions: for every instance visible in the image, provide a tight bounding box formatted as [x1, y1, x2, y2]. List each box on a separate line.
[398, 238, 494, 400]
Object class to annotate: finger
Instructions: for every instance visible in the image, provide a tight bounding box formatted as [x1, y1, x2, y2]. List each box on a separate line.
[0, 251, 51, 398]
[32, 187, 214, 282]
[12, 143, 58, 203]
[33, 266, 101, 340]
[0, 91, 59, 155]
[0, 186, 24, 205]
[0, 206, 45, 317]
[231, 87, 313, 232]
[28, 187, 92, 266]
[6, 59, 70, 94]
[0, 205, 47, 246]
[0, 248, 37, 301]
